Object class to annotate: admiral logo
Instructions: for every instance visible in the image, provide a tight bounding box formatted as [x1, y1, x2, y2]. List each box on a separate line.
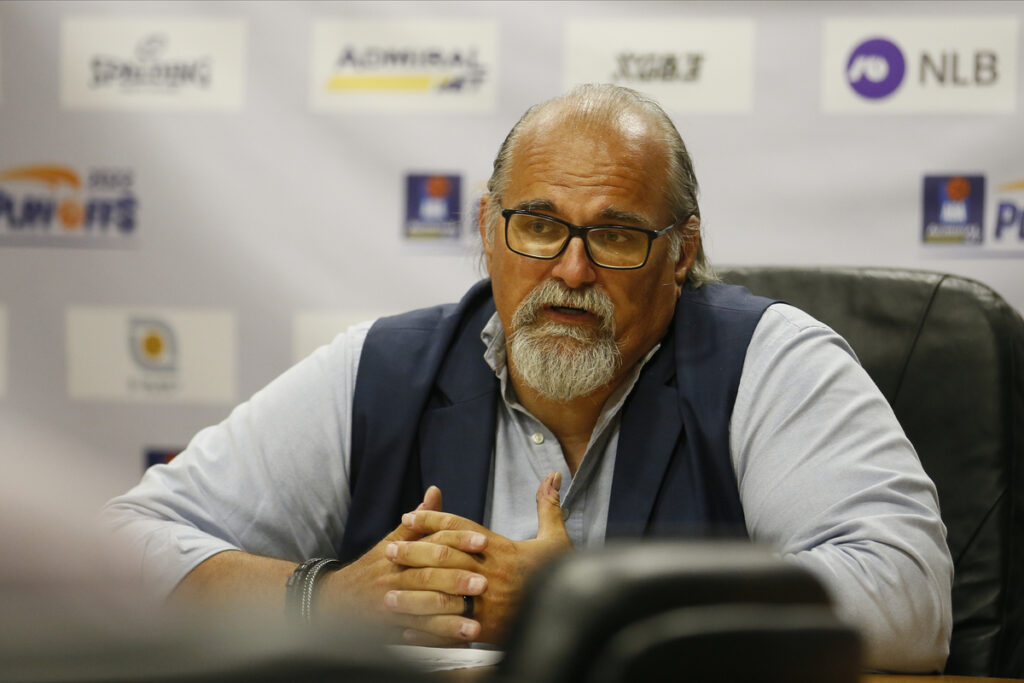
[613, 52, 703, 84]
[90, 33, 212, 92]
[824, 19, 1018, 113]
[61, 18, 245, 110]
[330, 46, 485, 92]
[0, 165, 138, 247]
[310, 20, 497, 112]
[922, 175, 985, 244]
[404, 174, 461, 239]
[564, 20, 754, 113]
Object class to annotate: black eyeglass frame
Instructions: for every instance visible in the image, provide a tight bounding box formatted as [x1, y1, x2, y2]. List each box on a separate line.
[500, 208, 679, 270]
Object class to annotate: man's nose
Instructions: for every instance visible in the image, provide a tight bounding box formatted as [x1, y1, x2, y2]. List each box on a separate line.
[550, 237, 598, 289]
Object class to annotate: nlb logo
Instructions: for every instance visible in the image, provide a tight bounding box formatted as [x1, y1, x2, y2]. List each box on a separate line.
[825, 19, 1017, 113]
[994, 180, 1024, 243]
[0, 165, 137, 245]
[847, 38, 906, 99]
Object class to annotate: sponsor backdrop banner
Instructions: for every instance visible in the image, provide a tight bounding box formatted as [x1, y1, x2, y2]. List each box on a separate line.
[0, 0, 1021, 505]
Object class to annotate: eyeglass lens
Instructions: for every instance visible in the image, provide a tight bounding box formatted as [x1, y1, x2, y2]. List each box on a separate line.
[507, 213, 649, 268]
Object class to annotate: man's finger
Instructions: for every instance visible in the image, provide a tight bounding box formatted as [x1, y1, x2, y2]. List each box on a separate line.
[399, 629, 469, 648]
[392, 566, 487, 596]
[385, 539, 483, 570]
[421, 529, 488, 553]
[402, 509, 488, 535]
[384, 486, 443, 543]
[385, 589, 466, 616]
[536, 471, 569, 542]
[392, 613, 481, 643]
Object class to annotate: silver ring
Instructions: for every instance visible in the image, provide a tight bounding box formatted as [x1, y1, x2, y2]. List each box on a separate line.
[461, 595, 474, 618]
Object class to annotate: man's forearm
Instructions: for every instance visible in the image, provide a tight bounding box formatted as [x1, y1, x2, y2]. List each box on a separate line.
[170, 549, 297, 610]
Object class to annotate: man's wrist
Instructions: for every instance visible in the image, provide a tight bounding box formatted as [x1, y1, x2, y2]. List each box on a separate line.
[284, 558, 343, 622]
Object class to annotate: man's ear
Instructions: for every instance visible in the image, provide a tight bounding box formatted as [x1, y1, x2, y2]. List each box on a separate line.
[478, 194, 495, 272]
[674, 216, 700, 287]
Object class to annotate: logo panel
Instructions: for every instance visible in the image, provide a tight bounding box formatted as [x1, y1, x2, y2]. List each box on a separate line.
[61, 18, 245, 110]
[992, 179, 1024, 251]
[292, 311, 393, 363]
[0, 165, 138, 247]
[824, 18, 1018, 113]
[67, 307, 236, 403]
[310, 20, 497, 112]
[404, 173, 461, 239]
[922, 175, 985, 244]
[144, 447, 182, 470]
[564, 20, 754, 113]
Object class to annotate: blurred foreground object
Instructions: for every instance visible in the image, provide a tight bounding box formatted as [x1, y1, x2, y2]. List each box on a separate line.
[499, 540, 860, 683]
[0, 597, 424, 683]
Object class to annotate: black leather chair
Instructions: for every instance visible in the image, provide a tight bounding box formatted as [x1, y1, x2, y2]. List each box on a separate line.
[718, 266, 1024, 678]
[499, 541, 860, 683]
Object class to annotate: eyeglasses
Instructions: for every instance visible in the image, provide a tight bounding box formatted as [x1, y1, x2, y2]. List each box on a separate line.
[501, 209, 677, 270]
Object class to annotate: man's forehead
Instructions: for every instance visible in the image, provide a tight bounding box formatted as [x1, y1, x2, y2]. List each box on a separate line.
[508, 198, 654, 228]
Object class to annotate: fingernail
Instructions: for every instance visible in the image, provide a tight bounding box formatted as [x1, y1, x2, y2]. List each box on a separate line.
[385, 542, 398, 560]
[402, 513, 415, 527]
[468, 533, 486, 551]
[466, 575, 486, 594]
[460, 621, 480, 640]
[385, 591, 398, 609]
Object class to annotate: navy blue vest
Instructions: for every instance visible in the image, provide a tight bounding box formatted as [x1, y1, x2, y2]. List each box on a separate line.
[339, 279, 774, 562]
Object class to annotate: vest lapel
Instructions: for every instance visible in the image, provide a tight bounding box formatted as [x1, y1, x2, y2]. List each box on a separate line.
[607, 340, 683, 538]
[417, 304, 498, 524]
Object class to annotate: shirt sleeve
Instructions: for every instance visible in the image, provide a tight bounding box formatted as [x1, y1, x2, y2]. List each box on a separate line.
[101, 321, 372, 598]
[730, 303, 953, 673]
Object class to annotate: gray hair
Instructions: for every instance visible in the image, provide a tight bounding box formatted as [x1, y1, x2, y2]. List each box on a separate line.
[483, 84, 716, 288]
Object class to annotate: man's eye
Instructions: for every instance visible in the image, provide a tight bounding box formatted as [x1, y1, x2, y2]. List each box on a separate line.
[594, 229, 636, 246]
[529, 221, 552, 234]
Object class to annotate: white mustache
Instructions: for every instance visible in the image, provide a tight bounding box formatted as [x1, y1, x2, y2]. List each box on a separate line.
[511, 280, 615, 334]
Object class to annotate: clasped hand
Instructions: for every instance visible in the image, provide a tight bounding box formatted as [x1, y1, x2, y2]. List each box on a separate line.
[386, 471, 570, 646]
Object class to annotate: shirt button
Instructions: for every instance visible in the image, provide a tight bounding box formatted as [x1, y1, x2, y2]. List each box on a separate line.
[531, 432, 545, 445]
[562, 507, 571, 521]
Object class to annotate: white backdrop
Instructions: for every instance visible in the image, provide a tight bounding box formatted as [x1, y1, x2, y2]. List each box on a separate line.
[0, 1, 1021, 512]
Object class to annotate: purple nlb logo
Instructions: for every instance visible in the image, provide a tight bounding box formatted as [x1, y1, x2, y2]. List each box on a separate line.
[846, 38, 906, 99]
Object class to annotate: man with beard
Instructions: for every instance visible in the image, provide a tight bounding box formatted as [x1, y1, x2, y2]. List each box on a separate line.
[104, 84, 951, 672]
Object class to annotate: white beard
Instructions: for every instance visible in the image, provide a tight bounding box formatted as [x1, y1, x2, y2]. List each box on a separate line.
[507, 280, 621, 403]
